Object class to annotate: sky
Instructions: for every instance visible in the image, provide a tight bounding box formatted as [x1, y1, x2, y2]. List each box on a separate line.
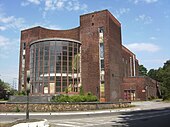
[0, 0, 169, 88]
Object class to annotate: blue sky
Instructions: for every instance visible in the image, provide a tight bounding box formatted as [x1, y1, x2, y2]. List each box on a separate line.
[0, 0, 169, 88]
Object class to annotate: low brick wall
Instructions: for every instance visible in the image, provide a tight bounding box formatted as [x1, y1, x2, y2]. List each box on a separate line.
[0, 102, 131, 112]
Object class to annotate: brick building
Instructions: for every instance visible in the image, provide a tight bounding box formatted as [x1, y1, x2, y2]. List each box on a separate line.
[19, 10, 159, 102]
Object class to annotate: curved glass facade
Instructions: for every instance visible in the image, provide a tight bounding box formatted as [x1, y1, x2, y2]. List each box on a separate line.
[30, 39, 81, 94]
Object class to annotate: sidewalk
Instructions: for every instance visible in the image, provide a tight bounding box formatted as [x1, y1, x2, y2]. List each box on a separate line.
[11, 119, 49, 127]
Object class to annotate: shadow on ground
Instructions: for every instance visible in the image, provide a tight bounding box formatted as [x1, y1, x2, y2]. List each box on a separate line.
[111, 107, 170, 127]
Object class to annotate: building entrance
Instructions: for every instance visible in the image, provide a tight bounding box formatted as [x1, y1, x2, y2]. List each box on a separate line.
[124, 89, 135, 101]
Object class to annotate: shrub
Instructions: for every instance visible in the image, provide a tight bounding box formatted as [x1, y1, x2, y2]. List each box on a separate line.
[84, 92, 98, 102]
[79, 86, 84, 95]
[17, 91, 26, 96]
[51, 93, 98, 102]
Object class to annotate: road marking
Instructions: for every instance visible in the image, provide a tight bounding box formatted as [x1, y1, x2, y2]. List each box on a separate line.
[64, 121, 88, 125]
[55, 123, 79, 127]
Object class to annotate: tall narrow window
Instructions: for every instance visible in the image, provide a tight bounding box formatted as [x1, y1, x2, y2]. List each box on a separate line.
[99, 27, 105, 100]
[23, 42, 26, 49]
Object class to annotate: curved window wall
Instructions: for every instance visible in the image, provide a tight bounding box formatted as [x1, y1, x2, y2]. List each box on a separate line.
[30, 39, 81, 94]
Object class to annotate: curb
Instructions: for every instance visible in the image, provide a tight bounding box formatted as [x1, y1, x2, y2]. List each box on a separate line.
[12, 119, 49, 127]
[0, 107, 142, 116]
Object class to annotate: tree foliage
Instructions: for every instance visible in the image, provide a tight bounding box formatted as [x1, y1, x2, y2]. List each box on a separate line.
[0, 79, 17, 100]
[148, 60, 170, 100]
[0, 79, 10, 90]
[139, 65, 148, 76]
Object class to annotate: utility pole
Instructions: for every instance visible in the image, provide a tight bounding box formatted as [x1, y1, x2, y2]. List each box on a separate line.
[26, 74, 30, 120]
[26, 88, 30, 120]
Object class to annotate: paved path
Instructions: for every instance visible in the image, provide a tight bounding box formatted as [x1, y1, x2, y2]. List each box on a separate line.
[131, 100, 170, 110]
[48, 101, 170, 127]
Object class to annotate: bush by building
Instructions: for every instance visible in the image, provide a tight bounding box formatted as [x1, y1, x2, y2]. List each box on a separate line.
[51, 92, 98, 102]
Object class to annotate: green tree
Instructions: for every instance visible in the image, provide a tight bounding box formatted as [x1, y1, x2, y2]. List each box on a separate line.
[147, 60, 170, 100]
[0, 79, 17, 100]
[148, 69, 158, 80]
[161, 60, 170, 100]
[139, 65, 148, 76]
[0, 79, 11, 91]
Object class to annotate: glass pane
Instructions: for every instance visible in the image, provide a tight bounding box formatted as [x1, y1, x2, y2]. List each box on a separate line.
[101, 59, 104, 70]
[100, 43, 104, 58]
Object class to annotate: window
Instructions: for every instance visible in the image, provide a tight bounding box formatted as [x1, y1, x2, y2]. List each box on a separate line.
[99, 27, 104, 33]
[23, 55, 25, 59]
[101, 59, 104, 70]
[30, 40, 81, 94]
[100, 43, 104, 58]
[99, 27, 105, 99]
[23, 42, 26, 49]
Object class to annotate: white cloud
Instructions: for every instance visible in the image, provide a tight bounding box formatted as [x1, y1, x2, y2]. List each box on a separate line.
[0, 36, 19, 59]
[21, 0, 88, 18]
[44, 0, 54, 10]
[0, 35, 10, 58]
[21, 0, 41, 6]
[125, 43, 160, 52]
[0, 35, 9, 47]
[144, 0, 158, 3]
[149, 36, 157, 40]
[46, 24, 61, 29]
[142, 58, 168, 69]
[56, 0, 65, 9]
[21, 22, 61, 30]
[28, 0, 41, 4]
[143, 59, 167, 63]
[21, 2, 30, 6]
[130, 0, 158, 4]
[0, 16, 14, 23]
[9, 17, 25, 29]
[44, 0, 87, 11]
[0, 14, 25, 30]
[135, 14, 152, 24]
[0, 26, 6, 31]
[113, 8, 130, 18]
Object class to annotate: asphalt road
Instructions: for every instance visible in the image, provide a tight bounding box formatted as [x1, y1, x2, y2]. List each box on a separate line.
[48, 108, 170, 127]
[1, 101, 170, 126]
[1, 108, 170, 127]
[114, 108, 170, 127]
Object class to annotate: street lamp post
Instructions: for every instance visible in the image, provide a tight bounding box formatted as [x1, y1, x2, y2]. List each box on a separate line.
[26, 89, 30, 120]
[26, 70, 30, 120]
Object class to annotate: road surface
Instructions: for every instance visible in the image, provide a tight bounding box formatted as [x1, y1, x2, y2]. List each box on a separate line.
[1, 101, 170, 126]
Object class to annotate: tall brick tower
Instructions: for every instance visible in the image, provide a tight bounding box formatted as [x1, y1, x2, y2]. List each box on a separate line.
[80, 10, 123, 102]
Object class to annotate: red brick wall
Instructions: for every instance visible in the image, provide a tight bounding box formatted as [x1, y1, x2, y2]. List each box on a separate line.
[121, 77, 158, 101]
[19, 27, 40, 91]
[80, 10, 123, 102]
[19, 27, 80, 91]
[80, 10, 107, 99]
[122, 46, 139, 77]
[107, 14, 123, 102]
